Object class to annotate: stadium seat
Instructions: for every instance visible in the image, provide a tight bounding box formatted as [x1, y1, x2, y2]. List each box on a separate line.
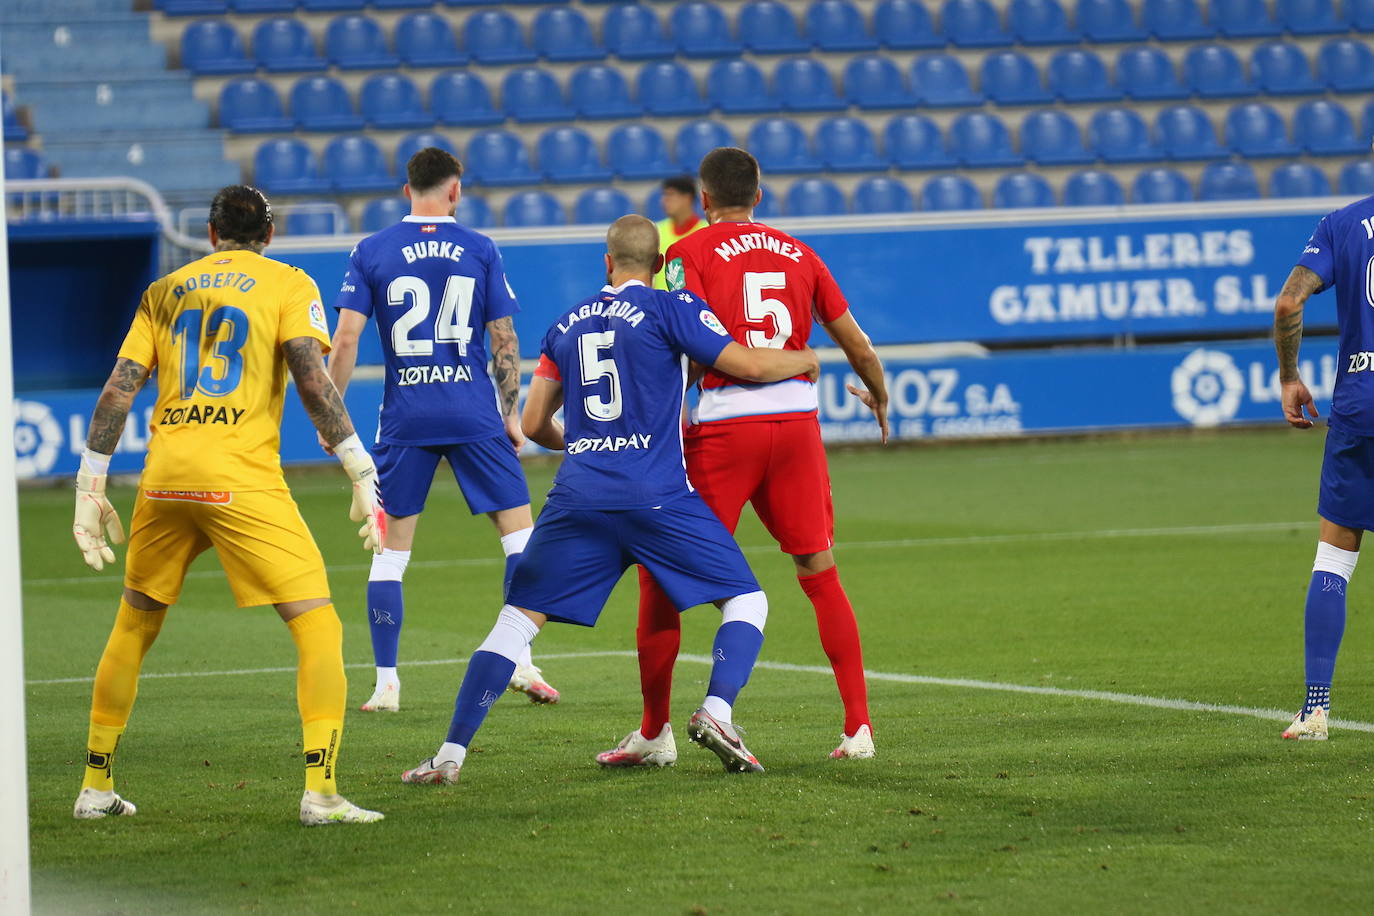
[361, 197, 408, 232]
[219, 78, 292, 132]
[1009, 0, 1079, 44]
[1340, 160, 1374, 195]
[1225, 102, 1297, 156]
[1020, 110, 1094, 165]
[1183, 44, 1256, 98]
[1347, 0, 1374, 28]
[431, 71, 502, 126]
[672, 2, 742, 57]
[875, 0, 945, 49]
[775, 57, 847, 111]
[325, 15, 397, 69]
[502, 68, 574, 122]
[181, 20, 254, 74]
[253, 138, 328, 194]
[285, 204, 346, 236]
[504, 191, 565, 227]
[464, 11, 536, 65]
[1277, 0, 1345, 34]
[574, 187, 633, 224]
[1155, 105, 1228, 159]
[1143, 0, 1213, 40]
[1295, 100, 1364, 155]
[1076, 0, 1147, 41]
[360, 75, 429, 130]
[806, 0, 879, 51]
[395, 13, 466, 67]
[1212, 0, 1282, 36]
[885, 114, 954, 168]
[948, 112, 1020, 167]
[1048, 49, 1122, 102]
[748, 118, 822, 173]
[911, 54, 982, 107]
[675, 120, 735, 170]
[253, 18, 327, 72]
[604, 4, 675, 60]
[642, 189, 666, 221]
[1090, 108, 1160, 161]
[532, 8, 603, 62]
[1132, 167, 1193, 202]
[394, 131, 456, 173]
[4, 147, 45, 180]
[457, 194, 494, 229]
[372, 0, 431, 9]
[922, 174, 982, 210]
[1251, 41, 1323, 94]
[1363, 99, 1374, 144]
[162, 0, 230, 14]
[816, 116, 885, 171]
[739, 0, 811, 53]
[708, 60, 776, 114]
[638, 62, 710, 116]
[755, 184, 782, 219]
[538, 127, 612, 184]
[786, 178, 847, 216]
[942, 0, 1013, 47]
[607, 124, 675, 179]
[302, 0, 364, 10]
[1064, 169, 1125, 205]
[571, 65, 640, 119]
[234, 0, 296, 11]
[290, 76, 364, 131]
[1199, 161, 1260, 200]
[1116, 46, 1189, 99]
[1319, 40, 1374, 93]
[323, 136, 393, 192]
[980, 51, 1052, 105]
[853, 176, 915, 213]
[994, 172, 1055, 208]
[466, 129, 538, 186]
[844, 56, 916, 109]
[1270, 162, 1332, 197]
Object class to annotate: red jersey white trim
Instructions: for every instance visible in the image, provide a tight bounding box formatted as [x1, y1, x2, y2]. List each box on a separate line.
[692, 379, 818, 423]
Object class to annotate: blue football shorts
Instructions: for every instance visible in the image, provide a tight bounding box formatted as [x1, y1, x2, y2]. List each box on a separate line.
[374, 437, 530, 518]
[506, 491, 761, 627]
[1318, 424, 1374, 531]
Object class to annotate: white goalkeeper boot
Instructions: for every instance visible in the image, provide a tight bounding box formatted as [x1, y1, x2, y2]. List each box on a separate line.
[299, 791, 384, 826]
[73, 787, 136, 819]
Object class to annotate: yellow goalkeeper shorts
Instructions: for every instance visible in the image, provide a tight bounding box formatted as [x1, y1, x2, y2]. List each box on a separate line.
[123, 488, 329, 608]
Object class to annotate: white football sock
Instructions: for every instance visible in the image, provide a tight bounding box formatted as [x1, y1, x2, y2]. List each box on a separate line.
[435, 742, 467, 767]
[375, 666, 399, 690]
[517, 644, 533, 669]
[702, 695, 732, 725]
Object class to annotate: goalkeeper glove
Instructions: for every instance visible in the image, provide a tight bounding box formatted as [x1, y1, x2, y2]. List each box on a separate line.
[335, 434, 386, 554]
[73, 450, 125, 571]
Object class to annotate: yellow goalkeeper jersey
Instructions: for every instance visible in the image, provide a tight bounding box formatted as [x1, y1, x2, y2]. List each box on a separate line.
[117, 249, 331, 491]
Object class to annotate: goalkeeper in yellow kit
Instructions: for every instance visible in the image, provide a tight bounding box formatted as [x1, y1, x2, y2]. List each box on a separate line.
[70, 186, 385, 826]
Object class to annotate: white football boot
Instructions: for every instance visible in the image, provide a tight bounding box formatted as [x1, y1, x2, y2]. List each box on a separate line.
[687, 707, 764, 773]
[595, 724, 678, 767]
[1282, 706, 1329, 741]
[831, 724, 876, 759]
[299, 791, 384, 826]
[508, 665, 560, 704]
[360, 682, 400, 712]
[400, 757, 462, 785]
[73, 787, 136, 820]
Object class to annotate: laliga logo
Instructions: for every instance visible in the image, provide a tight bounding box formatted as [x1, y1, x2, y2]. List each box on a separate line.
[1171, 348, 1245, 427]
[13, 399, 64, 480]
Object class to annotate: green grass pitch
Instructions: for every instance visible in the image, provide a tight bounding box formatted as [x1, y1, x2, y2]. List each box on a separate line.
[20, 429, 1374, 913]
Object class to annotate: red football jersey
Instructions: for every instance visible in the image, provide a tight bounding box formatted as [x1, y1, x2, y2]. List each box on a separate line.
[665, 221, 849, 424]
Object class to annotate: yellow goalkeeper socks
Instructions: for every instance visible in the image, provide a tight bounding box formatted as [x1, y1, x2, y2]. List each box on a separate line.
[288, 604, 346, 796]
[83, 599, 166, 792]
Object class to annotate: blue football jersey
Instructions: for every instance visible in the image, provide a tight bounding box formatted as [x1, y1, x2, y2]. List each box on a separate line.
[539, 280, 732, 510]
[1298, 196, 1374, 435]
[334, 215, 519, 445]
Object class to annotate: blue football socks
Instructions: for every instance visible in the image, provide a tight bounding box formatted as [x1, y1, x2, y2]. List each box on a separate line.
[366, 579, 404, 669]
[1303, 570, 1346, 715]
[445, 650, 517, 746]
[705, 620, 765, 708]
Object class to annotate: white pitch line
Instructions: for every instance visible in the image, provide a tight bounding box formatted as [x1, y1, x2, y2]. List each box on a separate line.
[26, 647, 1372, 734]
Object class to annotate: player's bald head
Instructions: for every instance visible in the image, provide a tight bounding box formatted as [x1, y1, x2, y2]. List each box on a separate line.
[606, 214, 660, 271]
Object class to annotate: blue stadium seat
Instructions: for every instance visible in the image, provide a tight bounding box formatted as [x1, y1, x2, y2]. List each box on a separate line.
[253, 139, 328, 194]
[290, 76, 364, 131]
[362, 197, 408, 232]
[285, 204, 346, 236]
[181, 20, 254, 74]
[323, 136, 393, 192]
[942, 0, 1012, 47]
[431, 72, 502, 126]
[1077, 0, 1147, 40]
[748, 118, 822, 173]
[911, 54, 981, 107]
[219, 78, 292, 132]
[325, 15, 397, 69]
[395, 13, 466, 67]
[816, 116, 885, 171]
[1132, 167, 1193, 202]
[253, 18, 326, 72]
[885, 114, 954, 168]
[1155, 105, 1228, 159]
[504, 191, 565, 227]
[1183, 44, 1255, 97]
[573, 187, 634, 224]
[1319, 40, 1374, 92]
[2, 92, 27, 142]
[948, 112, 1020, 166]
[1009, 0, 1079, 43]
[571, 65, 640, 119]
[638, 62, 710, 116]
[739, 0, 811, 53]
[360, 75, 429, 129]
[806, 0, 879, 51]
[1225, 102, 1297, 156]
[4, 148, 45, 180]
[372, 0, 432, 9]
[1116, 46, 1189, 99]
[755, 184, 781, 218]
[1340, 160, 1374, 195]
[1048, 49, 1122, 102]
[1363, 99, 1374, 145]
[502, 68, 574, 122]
[234, 0, 296, 11]
[302, 0, 364, 10]
[1270, 162, 1332, 197]
[1212, 0, 1282, 36]
[394, 131, 456, 173]
[1277, 0, 1345, 34]
[1296, 100, 1364, 155]
[1199, 161, 1260, 200]
[1144, 0, 1214, 39]
[922, 174, 982, 210]
[1020, 110, 1094, 165]
[775, 57, 847, 111]
[1251, 41, 1322, 94]
[457, 194, 494, 229]
[675, 120, 735, 170]
[853, 176, 915, 212]
[875, 0, 945, 49]
[466, 129, 537, 186]
[672, 2, 742, 57]
[708, 60, 776, 114]
[532, 8, 602, 62]
[786, 178, 848, 216]
[607, 124, 674, 179]
[1064, 169, 1125, 205]
[642, 189, 666, 221]
[1090, 108, 1160, 161]
[844, 56, 916, 109]
[464, 11, 536, 65]
[604, 4, 675, 60]
[538, 127, 612, 183]
[980, 51, 1052, 104]
[1347, 0, 1374, 28]
[994, 172, 1055, 208]
[161, 0, 230, 14]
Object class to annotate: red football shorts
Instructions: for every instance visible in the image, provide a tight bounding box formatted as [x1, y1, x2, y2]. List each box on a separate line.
[684, 417, 834, 556]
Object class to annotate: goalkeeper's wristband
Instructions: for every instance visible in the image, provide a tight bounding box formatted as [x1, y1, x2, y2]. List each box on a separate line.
[334, 434, 375, 482]
[80, 448, 112, 477]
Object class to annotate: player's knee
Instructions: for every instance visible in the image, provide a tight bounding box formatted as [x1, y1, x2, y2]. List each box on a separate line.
[369, 548, 411, 582]
[719, 590, 768, 633]
[121, 588, 168, 613]
[1314, 541, 1359, 581]
[476, 605, 542, 662]
[790, 551, 836, 576]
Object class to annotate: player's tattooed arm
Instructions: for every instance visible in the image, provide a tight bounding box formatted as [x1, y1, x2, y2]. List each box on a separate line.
[284, 336, 357, 448]
[1274, 265, 1323, 382]
[487, 317, 521, 418]
[86, 358, 151, 455]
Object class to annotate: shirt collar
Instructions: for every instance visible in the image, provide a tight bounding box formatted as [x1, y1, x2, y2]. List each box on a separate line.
[402, 215, 456, 223]
[601, 279, 647, 294]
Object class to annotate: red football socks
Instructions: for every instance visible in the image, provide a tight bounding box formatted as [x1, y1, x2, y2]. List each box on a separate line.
[799, 565, 871, 737]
